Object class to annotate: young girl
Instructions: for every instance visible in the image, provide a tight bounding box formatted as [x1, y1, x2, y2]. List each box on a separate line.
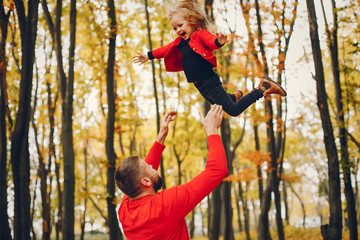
[133, 0, 286, 117]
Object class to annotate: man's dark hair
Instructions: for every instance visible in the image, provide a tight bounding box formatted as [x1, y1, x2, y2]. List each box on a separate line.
[115, 156, 143, 198]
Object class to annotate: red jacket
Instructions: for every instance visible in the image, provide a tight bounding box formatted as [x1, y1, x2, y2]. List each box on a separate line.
[151, 30, 222, 72]
[118, 135, 227, 240]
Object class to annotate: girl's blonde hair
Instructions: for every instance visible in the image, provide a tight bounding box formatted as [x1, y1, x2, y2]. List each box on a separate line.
[165, 0, 216, 32]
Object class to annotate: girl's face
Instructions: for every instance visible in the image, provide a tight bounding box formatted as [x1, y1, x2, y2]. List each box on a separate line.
[170, 13, 195, 40]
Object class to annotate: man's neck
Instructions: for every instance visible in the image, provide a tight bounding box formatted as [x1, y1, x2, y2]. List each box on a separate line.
[129, 189, 156, 201]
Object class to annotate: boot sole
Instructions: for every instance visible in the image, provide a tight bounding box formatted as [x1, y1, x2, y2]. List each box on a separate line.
[262, 75, 287, 96]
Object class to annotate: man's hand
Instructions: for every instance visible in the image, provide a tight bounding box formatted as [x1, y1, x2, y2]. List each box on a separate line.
[156, 110, 177, 144]
[199, 104, 223, 136]
[133, 52, 149, 65]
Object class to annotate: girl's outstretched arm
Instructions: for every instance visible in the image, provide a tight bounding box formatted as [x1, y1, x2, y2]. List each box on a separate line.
[133, 52, 149, 65]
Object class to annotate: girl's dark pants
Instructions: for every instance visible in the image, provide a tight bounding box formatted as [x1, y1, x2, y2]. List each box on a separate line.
[194, 75, 263, 117]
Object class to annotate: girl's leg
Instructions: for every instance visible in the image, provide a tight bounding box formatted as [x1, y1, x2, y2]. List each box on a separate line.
[194, 81, 215, 104]
[195, 75, 286, 117]
[194, 79, 237, 104]
[194, 75, 263, 117]
[211, 85, 263, 116]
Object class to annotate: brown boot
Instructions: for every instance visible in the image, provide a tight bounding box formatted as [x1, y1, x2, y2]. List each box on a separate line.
[233, 90, 243, 102]
[258, 75, 287, 97]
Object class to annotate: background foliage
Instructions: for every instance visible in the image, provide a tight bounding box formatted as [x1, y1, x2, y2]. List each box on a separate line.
[1, 0, 359, 239]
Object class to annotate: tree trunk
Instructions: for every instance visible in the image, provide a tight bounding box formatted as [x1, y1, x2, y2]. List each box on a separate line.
[11, 0, 39, 239]
[158, 27, 167, 112]
[203, 1, 221, 238]
[209, 183, 222, 240]
[254, 126, 263, 204]
[258, 179, 272, 240]
[105, 0, 122, 238]
[305, 0, 342, 238]
[40, 2, 62, 238]
[174, 147, 183, 185]
[55, 148, 62, 240]
[30, 179, 38, 240]
[80, 144, 88, 240]
[273, 172, 284, 240]
[254, 0, 278, 238]
[62, 0, 76, 238]
[282, 181, 290, 225]
[217, 5, 236, 236]
[143, 0, 165, 189]
[0, 4, 12, 239]
[288, 183, 306, 227]
[239, 182, 251, 240]
[239, 0, 264, 209]
[221, 119, 234, 240]
[46, 79, 58, 240]
[234, 186, 243, 233]
[32, 74, 52, 240]
[190, 209, 195, 238]
[253, 0, 296, 238]
[251, 199, 258, 229]
[323, 0, 357, 238]
[41, 0, 76, 236]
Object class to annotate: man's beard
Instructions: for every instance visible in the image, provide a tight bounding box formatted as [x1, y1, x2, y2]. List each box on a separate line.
[153, 175, 163, 193]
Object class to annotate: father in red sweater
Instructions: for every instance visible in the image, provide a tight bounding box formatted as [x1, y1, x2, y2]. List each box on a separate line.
[115, 104, 228, 239]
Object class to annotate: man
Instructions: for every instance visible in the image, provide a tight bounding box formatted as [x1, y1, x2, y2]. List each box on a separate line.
[115, 104, 228, 239]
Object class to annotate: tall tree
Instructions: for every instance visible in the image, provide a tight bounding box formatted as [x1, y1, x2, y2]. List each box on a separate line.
[62, 0, 76, 237]
[321, 0, 358, 238]
[236, 171, 251, 240]
[10, 0, 39, 239]
[305, 0, 342, 239]
[105, 0, 122, 238]
[80, 141, 88, 240]
[203, 1, 222, 239]
[275, 0, 298, 229]
[254, 0, 280, 237]
[0, 1, 12, 239]
[31, 66, 54, 240]
[218, 26, 235, 240]
[252, 0, 297, 239]
[143, 0, 165, 188]
[41, 0, 77, 237]
[239, 0, 264, 210]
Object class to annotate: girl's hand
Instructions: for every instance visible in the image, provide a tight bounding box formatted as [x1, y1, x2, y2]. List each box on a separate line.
[133, 52, 149, 65]
[216, 33, 230, 46]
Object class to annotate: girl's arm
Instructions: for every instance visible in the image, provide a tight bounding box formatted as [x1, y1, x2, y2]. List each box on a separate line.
[195, 30, 229, 50]
[134, 39, 178, 64]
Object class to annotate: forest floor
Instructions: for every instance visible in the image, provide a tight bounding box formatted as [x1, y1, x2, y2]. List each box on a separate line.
[193, 226, 350, 240]
[73, 227, 351, 239]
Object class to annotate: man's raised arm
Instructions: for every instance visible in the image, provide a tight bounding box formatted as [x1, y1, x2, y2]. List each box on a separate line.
[144, 110, 177, 169]
[199, 104, 223, 136]
[156, 110, 177, 145]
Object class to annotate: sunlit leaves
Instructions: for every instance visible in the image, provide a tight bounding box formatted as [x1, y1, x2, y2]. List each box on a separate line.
[224, 168, 256, 182]
[242, 150, 271, 168]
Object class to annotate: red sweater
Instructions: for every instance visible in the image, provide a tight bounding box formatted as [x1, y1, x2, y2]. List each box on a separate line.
[118, 134, 227, 239]
[151, 30, 222, 72]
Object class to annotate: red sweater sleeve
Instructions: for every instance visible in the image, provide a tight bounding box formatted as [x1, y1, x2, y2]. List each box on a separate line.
[158, 134, 227, 219]
[144, 141, 166, 170]
[191, 30, 221, 51]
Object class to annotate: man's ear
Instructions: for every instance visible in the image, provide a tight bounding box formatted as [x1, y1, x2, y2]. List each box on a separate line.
[140, 177, 152, 187]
